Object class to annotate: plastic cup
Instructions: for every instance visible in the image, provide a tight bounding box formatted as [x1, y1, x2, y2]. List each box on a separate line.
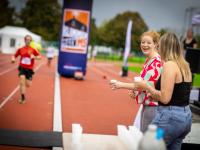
[72, 124, 82, 144]
[134, 77, 142, 82]
[110, 79, 117, 84]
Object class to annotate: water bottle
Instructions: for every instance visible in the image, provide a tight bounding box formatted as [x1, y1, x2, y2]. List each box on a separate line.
[138, 124, 166, 150]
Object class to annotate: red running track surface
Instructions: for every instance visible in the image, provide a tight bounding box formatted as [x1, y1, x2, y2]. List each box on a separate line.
[0, 54, 140, 149]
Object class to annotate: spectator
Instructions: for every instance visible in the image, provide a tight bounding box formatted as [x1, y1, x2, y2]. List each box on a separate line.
[110, 30, 162, 133]
[137, 32, 192, 150]
[183, 27, 197, 55]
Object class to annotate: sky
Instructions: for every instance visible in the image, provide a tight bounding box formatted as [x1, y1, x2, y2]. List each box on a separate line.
[92, 0, 200, 34]
[9, 0, 200, 35]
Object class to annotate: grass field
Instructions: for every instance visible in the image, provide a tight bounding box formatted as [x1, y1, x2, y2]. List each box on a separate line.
[95, 55, 200, 87]
[193, 74, 200, 87]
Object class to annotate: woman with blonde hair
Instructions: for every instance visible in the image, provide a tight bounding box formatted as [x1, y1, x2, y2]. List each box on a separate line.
[136, 32, 192, 150]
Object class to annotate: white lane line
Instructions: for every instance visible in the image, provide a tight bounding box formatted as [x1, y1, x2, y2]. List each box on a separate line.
[91, 64, 133, 82]
[99, 64, 134, 82]
[0, 60, 12, 66]
[89, 65, 114, 81]
[88, 62, 118, 76]
[0, 66, 18, 76]
[90, 65, 108, 76]
[53, 71, 62, 132]
[0, 63, 43, 109]
[52, 68, 63, 150]
[0, 86, 19, 109]
[100, 65, 120, 76]
[0, 58, 11, 62]
[35, 62, 44, 72]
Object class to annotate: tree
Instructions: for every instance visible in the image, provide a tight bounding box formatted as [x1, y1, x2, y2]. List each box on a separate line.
[98, 11, 148, 51]
[89, 18, 99, 46]
[20, 0, 61, 40]
[0, 0, 14, 27]
[89, 18, 100, 53]
[158, 28, 167, 36]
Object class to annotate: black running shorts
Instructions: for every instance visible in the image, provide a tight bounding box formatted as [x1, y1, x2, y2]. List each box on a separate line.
[18, 66, 34, 80]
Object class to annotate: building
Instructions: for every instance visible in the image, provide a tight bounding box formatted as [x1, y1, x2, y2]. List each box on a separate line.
[65, 17, 87, 32]
[0, 26, 42, 54]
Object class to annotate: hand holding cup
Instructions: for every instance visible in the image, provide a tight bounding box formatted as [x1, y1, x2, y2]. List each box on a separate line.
[133, 76, 147, 90]
[110, 79, 120, 90]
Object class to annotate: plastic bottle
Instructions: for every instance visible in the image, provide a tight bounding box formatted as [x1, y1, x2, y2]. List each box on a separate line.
[138, 124, 166, 150]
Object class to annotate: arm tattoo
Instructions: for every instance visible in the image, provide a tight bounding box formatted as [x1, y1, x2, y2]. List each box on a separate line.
[152, 90, 161, 100]
[148, 86, 161, 100]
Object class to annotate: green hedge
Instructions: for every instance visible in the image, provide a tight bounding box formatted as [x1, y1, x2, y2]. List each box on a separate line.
[193, 74, 200, 87]
[128, 66, 142, 73]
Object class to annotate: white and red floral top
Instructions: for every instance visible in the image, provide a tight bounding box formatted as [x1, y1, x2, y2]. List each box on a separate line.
[135, 55, 163, 106]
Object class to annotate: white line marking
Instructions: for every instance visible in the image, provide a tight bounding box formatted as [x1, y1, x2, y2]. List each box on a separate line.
[90, 64, 133, 82]
[0, 66, 18, 76]
[0, 60, 12, 66]
[53, 68, 62, 131]
[90, 65, 108, 77]
[0, 86, 19, 108]
[52, 68, 63, 150]
[100, 66, 120, 76]
[0, 58, 11, 62]
[0, 63, 43, 108]
[35, 62, 43, 72]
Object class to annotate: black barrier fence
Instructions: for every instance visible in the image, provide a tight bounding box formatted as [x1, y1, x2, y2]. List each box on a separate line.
[185, 48, 200, 107]
[0, 129, 62, 148]
[185, 48, 200, 74]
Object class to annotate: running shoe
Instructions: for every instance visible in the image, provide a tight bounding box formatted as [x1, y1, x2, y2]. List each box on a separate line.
[19, 94, 25, 104]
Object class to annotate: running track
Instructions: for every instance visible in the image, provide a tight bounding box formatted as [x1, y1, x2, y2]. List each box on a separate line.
[0, 54, 140, 149]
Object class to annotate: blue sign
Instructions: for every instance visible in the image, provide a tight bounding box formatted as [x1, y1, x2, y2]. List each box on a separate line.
[58, 0, 93, 77]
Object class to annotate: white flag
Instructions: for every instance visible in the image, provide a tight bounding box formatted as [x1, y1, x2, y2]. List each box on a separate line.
[123, 20, 133, 66]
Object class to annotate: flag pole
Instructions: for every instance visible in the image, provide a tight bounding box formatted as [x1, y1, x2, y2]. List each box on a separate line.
[121, 20, 133, 77]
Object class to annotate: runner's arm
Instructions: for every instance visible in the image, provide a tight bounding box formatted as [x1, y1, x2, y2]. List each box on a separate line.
[11, 49, 20, 63]
[31, 55, 41, 60]
[11, 56, 16, 63]
[31, 49, 41, 60]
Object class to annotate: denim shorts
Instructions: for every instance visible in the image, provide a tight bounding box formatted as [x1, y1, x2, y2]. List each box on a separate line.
[151, 105, 192, 150]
